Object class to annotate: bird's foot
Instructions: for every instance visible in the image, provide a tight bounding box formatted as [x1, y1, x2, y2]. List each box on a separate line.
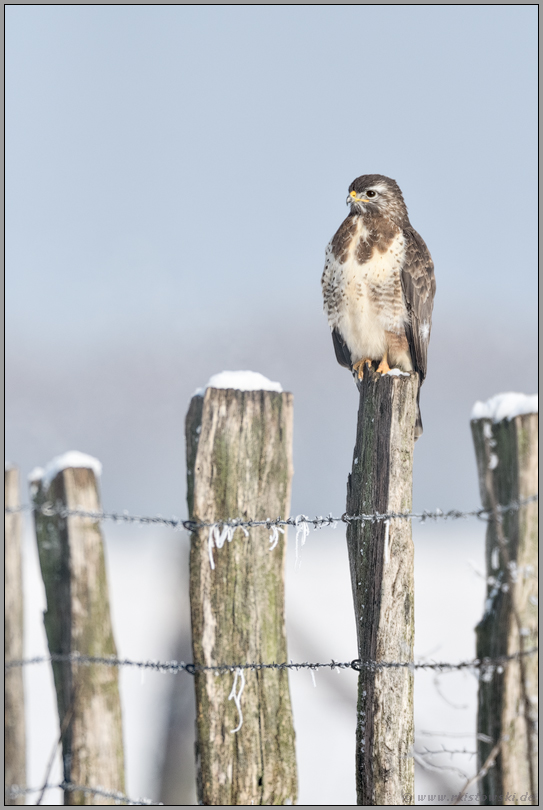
[352, 358, 372, 380]
[376, 356, 391, 375]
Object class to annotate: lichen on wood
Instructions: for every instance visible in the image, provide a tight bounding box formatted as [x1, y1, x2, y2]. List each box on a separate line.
[186, 388, 297, 806]
[31, 467, 125, 806]
[471, 412, 538, 805]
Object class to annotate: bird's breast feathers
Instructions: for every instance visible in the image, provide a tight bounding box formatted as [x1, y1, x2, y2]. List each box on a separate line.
[322, 216, 408, 361]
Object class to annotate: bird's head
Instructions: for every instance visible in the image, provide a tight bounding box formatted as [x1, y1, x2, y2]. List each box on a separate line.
[347, 174, 409, 226]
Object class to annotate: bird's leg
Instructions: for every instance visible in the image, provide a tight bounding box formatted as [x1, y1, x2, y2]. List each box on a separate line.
[376, 353, 391, 375]
[352, 358, 372, 380]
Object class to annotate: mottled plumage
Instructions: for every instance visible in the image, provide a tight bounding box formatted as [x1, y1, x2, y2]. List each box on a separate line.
[321, 174, 435, 438]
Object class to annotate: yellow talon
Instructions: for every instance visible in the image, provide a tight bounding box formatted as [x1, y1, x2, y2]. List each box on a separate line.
[376, 355, 391, 375]
[352, 358, 372, 380]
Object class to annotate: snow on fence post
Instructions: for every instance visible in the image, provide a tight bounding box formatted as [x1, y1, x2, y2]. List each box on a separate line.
[346, 369, 418, 806]
[471, 394, 538, 805]
[5, 465, 26, 805]
[185, 372, 297, 806]
[29, 453, 125, 806]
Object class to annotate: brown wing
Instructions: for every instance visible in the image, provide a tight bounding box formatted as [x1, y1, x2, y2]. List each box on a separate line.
[401, 226, 436, 384]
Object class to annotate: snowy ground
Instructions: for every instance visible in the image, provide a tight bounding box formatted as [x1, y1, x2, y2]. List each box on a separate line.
[20, 516, 486, 805]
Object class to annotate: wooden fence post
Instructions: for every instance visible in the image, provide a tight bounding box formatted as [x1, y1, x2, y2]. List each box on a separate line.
[5, 465, 26, 806]
[185, 382, 297, 806]
[471, 396, 538, 805]
[346, 369, 418, 806]
[30, 453, 125, 806]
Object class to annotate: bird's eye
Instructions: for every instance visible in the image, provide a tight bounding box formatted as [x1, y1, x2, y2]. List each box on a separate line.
[366, 190, 376, 198]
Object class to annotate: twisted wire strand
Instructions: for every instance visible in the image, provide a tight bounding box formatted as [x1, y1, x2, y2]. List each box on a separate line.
[5, 648, 537, 674]
[4, 494, 538, 531]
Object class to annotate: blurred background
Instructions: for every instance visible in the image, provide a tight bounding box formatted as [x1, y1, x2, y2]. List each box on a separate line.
[6, 6, 537, 805]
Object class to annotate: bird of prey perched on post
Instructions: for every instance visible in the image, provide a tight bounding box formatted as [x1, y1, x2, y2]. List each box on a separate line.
[321, 174, 436, 439]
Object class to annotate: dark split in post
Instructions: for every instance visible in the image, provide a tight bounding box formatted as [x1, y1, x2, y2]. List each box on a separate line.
[31, 460, 125, 807]
[346, 369, 418, 806]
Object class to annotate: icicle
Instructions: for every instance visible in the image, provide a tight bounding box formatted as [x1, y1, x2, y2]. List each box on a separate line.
[215, 524, 233, 550]
[208, 523, 238, 569]
[208, 526, 216, 570]
[268, 524, 284, 551]
[383, 520, 391, 564]
[294, 516, 310, 569]
[228, 668, 246, 733]
[269, 525, 278, 549]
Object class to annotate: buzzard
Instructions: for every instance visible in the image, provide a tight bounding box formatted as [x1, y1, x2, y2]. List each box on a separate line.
[321, 174, 435, 439]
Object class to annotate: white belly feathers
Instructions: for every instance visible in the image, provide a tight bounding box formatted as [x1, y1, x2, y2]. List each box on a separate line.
[322, 221, 408, 363]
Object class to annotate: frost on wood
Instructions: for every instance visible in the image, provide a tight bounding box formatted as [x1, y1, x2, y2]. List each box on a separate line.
[30, 461, 124, 806]
[346, 369, 418, 806]
[5, 467, 26, 806]
[185, 387, 297, 806]
[385, 368, 410, 377]
[193, 369, 283, 396]
[471, 407, 538, 804]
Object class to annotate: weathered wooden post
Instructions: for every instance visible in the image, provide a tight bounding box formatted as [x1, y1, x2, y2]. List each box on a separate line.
[185, 372, 297, 806]
[30, 452, 125, 806]
[471, 394, 538, 806]
[346, 369, 418, 806]
[5, 465, 26, 805]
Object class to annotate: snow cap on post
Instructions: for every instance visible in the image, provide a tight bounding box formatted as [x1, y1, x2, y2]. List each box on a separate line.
[193, 370, 283, 397]
[30, 451, 103, 490]
[471, 392, 538, 423]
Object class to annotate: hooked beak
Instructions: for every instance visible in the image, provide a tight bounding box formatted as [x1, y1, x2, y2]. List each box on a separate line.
[347, 190, 370, 205]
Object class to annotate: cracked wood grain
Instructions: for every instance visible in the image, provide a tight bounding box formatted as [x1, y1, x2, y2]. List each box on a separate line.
[31, 467, 125, 806]
[186, 388, 297, 806]
[472, 412, 538, 805]
[346, 370, 418, 805]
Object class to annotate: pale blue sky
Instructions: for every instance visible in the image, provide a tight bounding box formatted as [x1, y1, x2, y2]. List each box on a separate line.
[6, 5, 538, 514]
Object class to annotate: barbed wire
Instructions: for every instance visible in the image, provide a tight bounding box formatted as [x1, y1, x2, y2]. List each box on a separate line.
[417, 730, 493, 742]
[5, 648, 537, 675]
[7, 479, 537, 803]
[4, 493, 537, 532]
[412, 751, 471, 781]
[8, 493, 537, 571]
[5, 781, 162, 806]
[451, 737, 504, 806]
[412, 744, 479, 783]
[414, 746, 477, 759]
[6, 494, 538, 801]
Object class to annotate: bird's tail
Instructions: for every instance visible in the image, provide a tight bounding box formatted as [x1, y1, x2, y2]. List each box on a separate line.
[414, 384, 423, 440]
